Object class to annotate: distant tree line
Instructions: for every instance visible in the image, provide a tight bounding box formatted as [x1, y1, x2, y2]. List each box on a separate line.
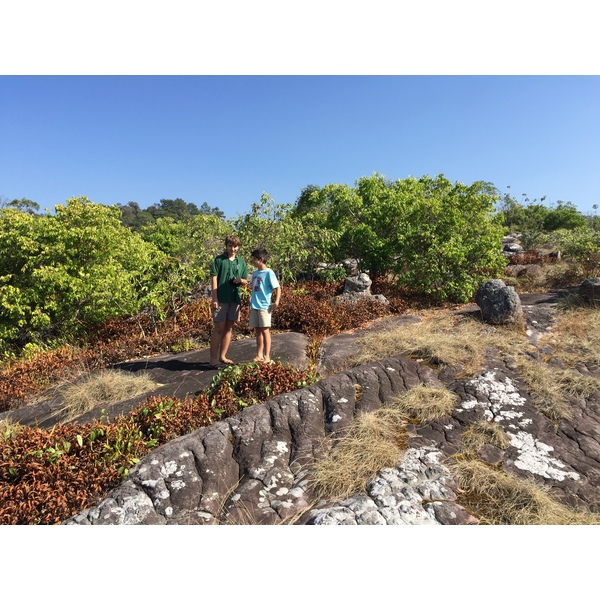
[117, 198, 226, 231]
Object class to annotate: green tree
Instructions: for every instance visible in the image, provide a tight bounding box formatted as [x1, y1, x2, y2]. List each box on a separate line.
[236, 193, 340, 283]
[199, 201, 226, 220]
[3, 198, 41, 215]
[393, 175, 506, 302]
[294, 173, 506, 302]
[543, 201, 587, 231]
[117, 201, 156, 231]
[0, 197, 168, 353]
[146, 198, 200, 221]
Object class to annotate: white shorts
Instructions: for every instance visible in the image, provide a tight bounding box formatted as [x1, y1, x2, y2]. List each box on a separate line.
[249, 308, 271, 328]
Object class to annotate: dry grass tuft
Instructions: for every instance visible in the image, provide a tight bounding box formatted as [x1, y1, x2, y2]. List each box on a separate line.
[513, 356, 573, 422]
[349, 310, 529, 376]
[540, 306, 600, 367]
[390, 385, 459, 422]
[0, 417, 22, 441]
[450, 457, 600, 525]
[462, 421, 510, 453]
[309, 406, 409, 501]
[513, 355, 600, 422]
[56, 369, 159, 420]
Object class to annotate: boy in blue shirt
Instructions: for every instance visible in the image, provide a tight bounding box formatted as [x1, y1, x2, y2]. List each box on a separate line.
[249, 248, 281, 363]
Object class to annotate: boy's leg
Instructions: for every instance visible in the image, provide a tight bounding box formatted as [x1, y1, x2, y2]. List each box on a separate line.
[210, 320, 225, 365]
[263, 327, 272, 362]
[253, 327, 265, 361]
[218, 320, 235, 364]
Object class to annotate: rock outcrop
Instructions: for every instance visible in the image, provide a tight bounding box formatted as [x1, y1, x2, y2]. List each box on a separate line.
[333, 273, 388, 305]
[578, 277, 600, 305]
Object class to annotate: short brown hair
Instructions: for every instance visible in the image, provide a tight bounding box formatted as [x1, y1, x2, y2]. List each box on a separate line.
[225, 235, 241, 248]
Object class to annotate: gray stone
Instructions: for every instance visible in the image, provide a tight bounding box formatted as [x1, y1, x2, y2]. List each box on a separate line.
[475, 279, 524, 325]
[578, 278, 600, 305]
[343, 273, 372, 294]
[330, 272, 388, 305]
[503, 242, 524, 254]
[505, 264, 543, 280]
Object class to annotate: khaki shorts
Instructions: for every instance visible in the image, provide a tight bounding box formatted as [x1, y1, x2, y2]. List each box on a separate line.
[212, 302, 241, 323]
[249, 308, 271, 328]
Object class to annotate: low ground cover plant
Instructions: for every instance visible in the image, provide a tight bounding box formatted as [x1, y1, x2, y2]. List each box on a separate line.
[0, 360, 316, 524]
[0, 278, 408, 412]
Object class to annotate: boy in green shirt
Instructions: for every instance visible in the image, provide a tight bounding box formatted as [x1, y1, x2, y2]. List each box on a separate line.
[209, 235, 248, 367]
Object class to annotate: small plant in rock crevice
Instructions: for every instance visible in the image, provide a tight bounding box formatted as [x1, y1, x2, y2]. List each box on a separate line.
[208, 360, 320, 413]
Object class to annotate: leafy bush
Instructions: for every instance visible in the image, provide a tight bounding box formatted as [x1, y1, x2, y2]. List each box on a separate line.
[549, 228, 600, 278]
[294, 174, 506, 302]
[235, 193, 341, 283]
[317, 264, 347, 283]
[0, 197, 169, 354]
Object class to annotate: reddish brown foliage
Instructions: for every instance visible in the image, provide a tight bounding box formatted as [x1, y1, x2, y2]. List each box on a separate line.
[0, 422, 122, 524]
[508, 249, 557, 266]
[0, 360, 317, 525]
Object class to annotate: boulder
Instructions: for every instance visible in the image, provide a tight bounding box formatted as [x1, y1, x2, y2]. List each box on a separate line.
[341, 258, 359, 276]
[333, 272, 388, 305]
[578, 278, 600, 305]
[502, 234, 521, 245]
[343, 273, 372, 294]
[503, 242, 524, 254]
[504, 264, 543, 280]
[475, 279, 524, 325]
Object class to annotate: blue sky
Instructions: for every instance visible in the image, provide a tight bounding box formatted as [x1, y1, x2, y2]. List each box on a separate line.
[2, 75, 600, 218]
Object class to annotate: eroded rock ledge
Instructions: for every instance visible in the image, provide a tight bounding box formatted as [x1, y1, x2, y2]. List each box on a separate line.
[65, 355, 451, 524]
[64, 349, 600, 525]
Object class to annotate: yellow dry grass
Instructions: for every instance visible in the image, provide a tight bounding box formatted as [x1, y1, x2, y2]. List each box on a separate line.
[349, 310, 529, 377]
[55, 369, 159, 420]
[309, 385, 457, 501]
[461, 420, 510, 453]
[389, 384, 459, 422]
[309, 405, 409, 501]
[539, 305, 600, 367]
[513, 355, 600, 422]
[0, 417, 22, 441]
[450, 457, 600, 525]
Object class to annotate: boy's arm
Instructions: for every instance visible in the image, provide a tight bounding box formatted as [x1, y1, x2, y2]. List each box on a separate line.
[240, 260, 248, 285]
[211, 274, 219, 308]
[272, 285, 281, 308]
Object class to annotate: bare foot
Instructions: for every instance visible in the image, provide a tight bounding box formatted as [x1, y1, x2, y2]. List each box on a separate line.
[220, 358, 234, 365]
[252, 356, 265, 362]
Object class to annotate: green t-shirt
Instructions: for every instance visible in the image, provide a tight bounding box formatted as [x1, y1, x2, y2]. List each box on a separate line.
[210, 252, 248, 303]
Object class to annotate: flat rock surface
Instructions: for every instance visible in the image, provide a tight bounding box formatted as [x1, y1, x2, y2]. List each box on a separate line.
[2, 332, 309, 428]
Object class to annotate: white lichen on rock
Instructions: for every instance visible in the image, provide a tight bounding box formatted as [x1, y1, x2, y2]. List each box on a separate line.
[306, 446, 458, 525]
[464, 370, 580, 481]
